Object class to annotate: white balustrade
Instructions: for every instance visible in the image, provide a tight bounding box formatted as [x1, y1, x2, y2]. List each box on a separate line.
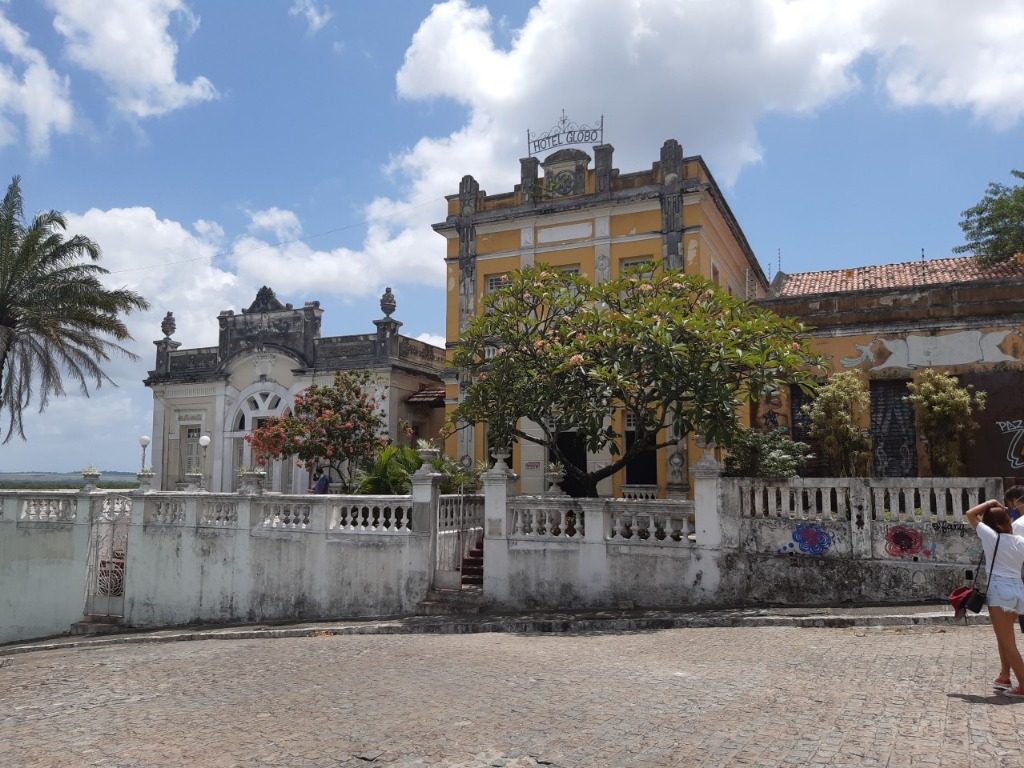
[606, 502, 692, 543]
[329, 497, 413, 533]
[20, 496, 76, 523]
[259, 502, 311, 530]
[147, 499, 185, 525]
[199, 500, 238, 527]
[510, 499, 586, 539]
[738, 477, 991, 522]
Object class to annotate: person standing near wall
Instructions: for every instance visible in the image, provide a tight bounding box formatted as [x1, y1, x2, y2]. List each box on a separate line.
[966, 498, 1024, 695]
[311, 467, 330, 494]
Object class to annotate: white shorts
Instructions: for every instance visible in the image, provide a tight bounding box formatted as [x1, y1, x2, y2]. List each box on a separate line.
[987, 575, 1024, 615]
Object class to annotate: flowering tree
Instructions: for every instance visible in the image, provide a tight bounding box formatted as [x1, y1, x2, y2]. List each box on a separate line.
[450, 263, 825, 497]
[245, 371, 387, 491]
[905, 369, 986, 477]
[802, 371, 872, 477]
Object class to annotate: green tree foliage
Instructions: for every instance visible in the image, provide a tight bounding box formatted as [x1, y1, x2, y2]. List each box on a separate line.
[354, 444, 421, 494]
[353, 444, 482, 495]
[905, 369, 986, 477]
[245, 371, 387, 492]
[802, 371, 872, 477]
[451, 263, 825, 497]
[0, 176, 150, 442]
[954, 169, 1024, 266]
[723, 428, 811, 480]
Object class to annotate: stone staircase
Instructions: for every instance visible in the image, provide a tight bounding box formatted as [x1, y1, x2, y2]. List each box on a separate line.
[461, 541, 483, 586]
[70, 615, 126, 636]
[415, 541, 488, 615]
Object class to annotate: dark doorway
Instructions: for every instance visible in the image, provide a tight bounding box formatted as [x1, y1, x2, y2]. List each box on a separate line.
[624, 431, 658, 485]
[556, 432, 588, 497]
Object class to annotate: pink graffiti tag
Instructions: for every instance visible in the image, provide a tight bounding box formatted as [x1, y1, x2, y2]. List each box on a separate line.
[885, 526, 924, 557]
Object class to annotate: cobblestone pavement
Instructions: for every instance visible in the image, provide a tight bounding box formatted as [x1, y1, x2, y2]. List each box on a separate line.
[3, 623, 1024, 768]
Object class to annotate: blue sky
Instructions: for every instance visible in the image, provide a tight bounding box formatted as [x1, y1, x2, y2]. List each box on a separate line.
[2, 0, 1022, 472]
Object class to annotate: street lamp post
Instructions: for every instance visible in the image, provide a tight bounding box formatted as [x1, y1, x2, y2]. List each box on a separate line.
[199, 434, 211, 492]
[139, 435, 151, 471]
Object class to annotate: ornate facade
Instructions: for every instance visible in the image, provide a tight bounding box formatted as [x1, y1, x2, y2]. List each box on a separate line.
[143, 287, 446, 492]
[434, 138, 766, 496]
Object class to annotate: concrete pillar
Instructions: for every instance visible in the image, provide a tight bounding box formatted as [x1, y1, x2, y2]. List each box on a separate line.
[691, 451, 723, 549]
[482, 455, 512, 603]
[849, 479, 872, 559]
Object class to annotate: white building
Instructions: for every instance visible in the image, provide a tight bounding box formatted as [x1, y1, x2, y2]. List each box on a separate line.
[143, 286, 446, 492]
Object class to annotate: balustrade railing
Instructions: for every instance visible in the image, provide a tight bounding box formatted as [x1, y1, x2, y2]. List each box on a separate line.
[508, 497, 695, 545]
[620, 484, 660, 500]
[19, 495, 76, 523]
[199, 500, 238, 527]
[510, 498, 585, 539]
[736, 477, 994, 522]
[146, 499, 186, 525]
[258, 501, 311, 530]
[607, 502, 693, 543]
[329, 497, 413, 533]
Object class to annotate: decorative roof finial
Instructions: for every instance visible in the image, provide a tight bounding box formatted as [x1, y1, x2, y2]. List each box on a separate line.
[380, 286, 396, 317]
[160, 311, 176, 340]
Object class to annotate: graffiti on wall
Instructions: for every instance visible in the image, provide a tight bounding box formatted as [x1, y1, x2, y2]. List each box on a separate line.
[841, 330, 1019, 371]
[778, 523, 833, 555]
[998, 420, 1024, 470]
[884, 525, 936, 558]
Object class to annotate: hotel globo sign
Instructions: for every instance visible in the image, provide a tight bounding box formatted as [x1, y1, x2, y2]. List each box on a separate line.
[528, 111, 604, 156]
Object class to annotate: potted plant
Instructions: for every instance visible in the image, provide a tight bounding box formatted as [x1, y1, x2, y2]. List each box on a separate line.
[236, 464, 266, 495]
[81, 466, 101, 491]
[545, 461, 566, 496]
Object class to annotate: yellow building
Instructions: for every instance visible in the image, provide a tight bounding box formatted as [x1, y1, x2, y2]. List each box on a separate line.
[433, 138, 768, 497]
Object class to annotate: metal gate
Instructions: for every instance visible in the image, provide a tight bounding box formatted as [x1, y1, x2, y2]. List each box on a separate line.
[870, 380, 918, 478]
[433, 494, 484, 590]
[84, 495, 133, 617]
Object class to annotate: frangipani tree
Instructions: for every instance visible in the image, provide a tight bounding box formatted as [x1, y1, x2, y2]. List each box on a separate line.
[246, 371, 387, 492]
[450, 263, 825, 497]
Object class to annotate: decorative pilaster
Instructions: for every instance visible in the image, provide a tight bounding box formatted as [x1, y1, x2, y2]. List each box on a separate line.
[659, 139, 684, 271]
[457, 175, 479, 334]
[520, 157, 539, 204]
[594, 144, 614, 197]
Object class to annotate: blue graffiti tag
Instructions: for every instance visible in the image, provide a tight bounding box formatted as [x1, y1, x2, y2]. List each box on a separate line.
[791, 523, 833, 555]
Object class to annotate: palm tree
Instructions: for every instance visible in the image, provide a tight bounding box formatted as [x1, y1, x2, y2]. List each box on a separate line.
[0, 176, 150, 442]
[354, 445, 422, 494]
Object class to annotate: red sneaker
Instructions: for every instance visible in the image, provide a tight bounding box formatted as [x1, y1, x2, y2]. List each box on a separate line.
[1002, 687, 1024, 698]
[994, 677, 1012, 689]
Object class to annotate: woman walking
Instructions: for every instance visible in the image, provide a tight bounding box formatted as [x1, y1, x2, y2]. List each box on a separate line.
[966, 498, 1024, 696]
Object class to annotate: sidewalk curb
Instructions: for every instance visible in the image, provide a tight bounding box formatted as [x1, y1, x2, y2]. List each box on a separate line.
[0, 609, 975, 657]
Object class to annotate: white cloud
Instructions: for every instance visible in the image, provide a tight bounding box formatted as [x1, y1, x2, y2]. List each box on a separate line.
[48, 0, 216, 118]
[0, 10, 74, 155]
[247, 207, 303, 242]
[864, 0, 1024, 128]
[290, 0, 332, 35]
[390, 0, 1024, 188]
[415, 332, 446, 348]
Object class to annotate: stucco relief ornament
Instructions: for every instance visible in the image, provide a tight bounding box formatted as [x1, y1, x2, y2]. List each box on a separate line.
[380, 286, 397, 317]
[160, 311, 176, 340]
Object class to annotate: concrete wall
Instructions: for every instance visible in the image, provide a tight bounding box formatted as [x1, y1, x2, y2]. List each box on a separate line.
[0, 489, 433, 646]
[0, 492, 93, 644]
[0, 466, 1002, 645]
[480, 463, 999, 611]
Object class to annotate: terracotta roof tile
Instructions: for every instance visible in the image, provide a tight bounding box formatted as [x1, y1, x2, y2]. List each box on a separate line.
[406, 387, 446, 406]
[770, 256, 1024, 298]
